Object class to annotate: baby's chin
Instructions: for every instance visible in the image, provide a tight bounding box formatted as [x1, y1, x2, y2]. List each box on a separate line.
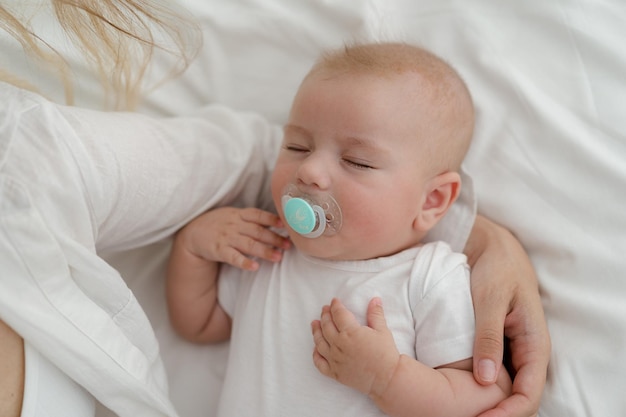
[268, 224, 337, 259]
[288, 234, 343, 260]
[288, 234, 365, 261]
[288, 232, 415, 262]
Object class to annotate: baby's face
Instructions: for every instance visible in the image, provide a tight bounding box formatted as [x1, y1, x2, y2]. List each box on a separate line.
[271, 71, 437, 260]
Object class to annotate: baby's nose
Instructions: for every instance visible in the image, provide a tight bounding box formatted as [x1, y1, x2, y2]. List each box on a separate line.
[296, 154, 331, 189]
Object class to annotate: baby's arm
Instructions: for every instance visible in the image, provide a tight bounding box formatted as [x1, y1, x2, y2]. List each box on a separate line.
[376, 356, 511, 417]
[311, 298, 511, 417]
[167, 231, 228, 343]
[167, 207, 289, 343]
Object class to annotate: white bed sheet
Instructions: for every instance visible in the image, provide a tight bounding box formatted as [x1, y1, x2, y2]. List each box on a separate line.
[2, 1, 625, 416]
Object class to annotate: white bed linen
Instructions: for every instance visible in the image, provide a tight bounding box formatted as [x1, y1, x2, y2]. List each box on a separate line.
[135, 2, 625, 417]
[2, 1, 625, 417]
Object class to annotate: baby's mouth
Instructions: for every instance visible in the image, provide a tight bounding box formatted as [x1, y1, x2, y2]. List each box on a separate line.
[280, 184, 342, 238]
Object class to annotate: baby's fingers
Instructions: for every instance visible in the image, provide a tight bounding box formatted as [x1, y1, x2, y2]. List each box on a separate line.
[312, 319, 331, 358]
[329, 298, 359, 332]
[240, 207, 284, 228]
[312, 347, 332, 377]
[320, 304, 340, 341]
[311, 320, 332, 377]
[243, 221, 290, 251]
[233, 232, 285, 265]
[221, 246, 259, 271]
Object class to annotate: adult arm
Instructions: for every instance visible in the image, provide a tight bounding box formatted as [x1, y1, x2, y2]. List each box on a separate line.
[0, 320, 23, 417]
[464, 215, 551, 417]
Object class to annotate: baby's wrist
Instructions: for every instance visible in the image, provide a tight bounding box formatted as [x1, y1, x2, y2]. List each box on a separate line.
[368, 353, 402, 403]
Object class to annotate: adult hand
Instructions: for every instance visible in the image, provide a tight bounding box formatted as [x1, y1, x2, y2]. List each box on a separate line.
[178, 207, 290, 271]
[465, 215, 551, 417]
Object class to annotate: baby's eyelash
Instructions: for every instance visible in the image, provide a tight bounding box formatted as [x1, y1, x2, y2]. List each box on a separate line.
[284, 144, 309, 152]
[343, 159, 373, 170]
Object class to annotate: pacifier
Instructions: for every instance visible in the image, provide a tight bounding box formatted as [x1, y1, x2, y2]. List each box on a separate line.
[281, 184, 342, 238]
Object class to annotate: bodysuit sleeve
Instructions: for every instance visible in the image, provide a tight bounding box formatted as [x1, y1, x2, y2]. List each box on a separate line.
[409, 241, 475, 368]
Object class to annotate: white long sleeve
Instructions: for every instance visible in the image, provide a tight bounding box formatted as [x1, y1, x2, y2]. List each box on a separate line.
[0, 81, 281, 417]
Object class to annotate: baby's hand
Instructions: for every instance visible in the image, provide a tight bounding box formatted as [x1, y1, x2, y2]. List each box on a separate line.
[311, 298, 400, 397]
[178, 207, 290, 271]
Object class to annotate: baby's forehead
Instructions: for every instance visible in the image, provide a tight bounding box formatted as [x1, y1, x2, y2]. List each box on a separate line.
[311, 44, 454, 81]
[306, 64, 468, 115]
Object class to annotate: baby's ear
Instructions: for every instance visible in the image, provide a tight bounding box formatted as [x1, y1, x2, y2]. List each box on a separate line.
[413, 171, 461, 232]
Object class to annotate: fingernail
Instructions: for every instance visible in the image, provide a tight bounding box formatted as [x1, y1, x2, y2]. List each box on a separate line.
[247, 261, 259, 271]
[478, 359, 497, 382]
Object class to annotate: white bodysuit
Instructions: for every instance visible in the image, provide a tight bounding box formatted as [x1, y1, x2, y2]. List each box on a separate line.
[217, 241, 474, 417]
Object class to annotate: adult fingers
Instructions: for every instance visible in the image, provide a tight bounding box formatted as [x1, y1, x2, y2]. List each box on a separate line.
[497, 301, 550, 417]
[477, 294, 550, 417]
[472, 282, 509, 385]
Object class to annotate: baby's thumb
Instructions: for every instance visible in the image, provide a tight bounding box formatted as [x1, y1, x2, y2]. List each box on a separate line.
[367, 297, 388, 331]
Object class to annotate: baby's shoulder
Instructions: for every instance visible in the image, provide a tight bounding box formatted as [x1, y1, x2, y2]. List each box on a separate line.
[410, 241, 470, 296]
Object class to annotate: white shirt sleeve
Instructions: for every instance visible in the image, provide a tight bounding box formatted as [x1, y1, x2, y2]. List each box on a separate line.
[0, 82, 282, 417]
[57, 102, 282, 253]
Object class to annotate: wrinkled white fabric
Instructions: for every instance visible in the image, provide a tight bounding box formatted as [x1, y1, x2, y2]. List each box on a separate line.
[21, 342, 96, 417]
[0, 81, 280, 417]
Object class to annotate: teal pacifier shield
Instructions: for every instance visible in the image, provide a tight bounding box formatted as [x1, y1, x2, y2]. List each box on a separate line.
[284, 198, 316, 234]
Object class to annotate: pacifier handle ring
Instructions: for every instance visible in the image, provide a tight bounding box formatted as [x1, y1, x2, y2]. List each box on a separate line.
[303, 205, 326, 238]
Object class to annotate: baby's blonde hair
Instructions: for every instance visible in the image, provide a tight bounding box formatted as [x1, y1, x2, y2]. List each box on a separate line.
[308, 42, 475, 173]
[0, 0, 200, 110]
